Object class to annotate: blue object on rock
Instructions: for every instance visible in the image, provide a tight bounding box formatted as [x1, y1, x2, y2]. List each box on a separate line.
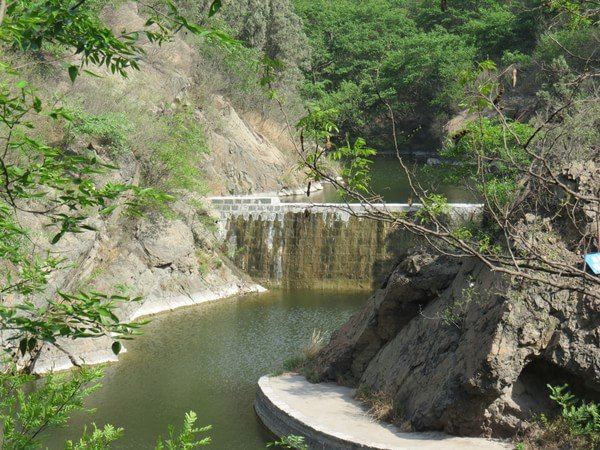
[585, 253, 600, 275]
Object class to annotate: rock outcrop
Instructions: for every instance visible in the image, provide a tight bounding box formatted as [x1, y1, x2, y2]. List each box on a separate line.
[199, 95, 303, 195]
[310, 250, 600, 438]
[30, 193, 264, 374]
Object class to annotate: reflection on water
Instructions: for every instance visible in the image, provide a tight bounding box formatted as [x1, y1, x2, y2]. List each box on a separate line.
[44, 290, 367, 449]
[282, 156, 475, 204]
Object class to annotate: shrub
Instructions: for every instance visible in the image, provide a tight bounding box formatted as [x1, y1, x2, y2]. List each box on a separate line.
[548, 385, 599, 439]
[267, 435, 308, 450]
[355, 385, 411, 428]
[277, 329, 326, 382]
[146, 109, 210, 195]
[69, 108, 133, 155]
[521, 385, 599, 449]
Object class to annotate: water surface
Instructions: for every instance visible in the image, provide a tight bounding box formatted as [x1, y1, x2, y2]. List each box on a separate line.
[44, 289, 367, 449]
[282, 156, 474, 203]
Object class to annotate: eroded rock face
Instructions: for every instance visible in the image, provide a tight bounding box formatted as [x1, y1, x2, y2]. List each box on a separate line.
[138, 217, 195, 268]
[310, 251, 600, 438]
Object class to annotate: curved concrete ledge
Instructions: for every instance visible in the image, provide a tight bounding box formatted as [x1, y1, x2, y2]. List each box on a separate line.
[128, 282, 266, 321]
[34, 282, 266, 374]
[255, 374, 511, 450]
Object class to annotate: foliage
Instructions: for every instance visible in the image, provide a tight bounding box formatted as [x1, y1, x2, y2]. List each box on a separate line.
[297, 106, 376, 195]
[277, 329, 326, 382]
[175, 0, 309, 117]
[64, 424, 125, 450]
[266, 435, 308, 450]
[0, 0, 227, 447]
[522, 385, 600, 449]
[69, 108, 133, 156]
[0, 367, 104, 449]
[297, 0, 600, 302]
[293, 0, 537, 144]
[217, 0, 309, 73]
[0, 366, 211, 450]
[416, 194, 451, 222]
[0, 0, 231, 369]
[155, 411, 211, 450]
[330, 138, 376, 194]
[180, 0, 308, 73]
[355, 385, 399, 424]
[441, 117, 534, 207]
[440, 278, 479, 329]
[149, 109, 210, 195]
[377, 29, 475, 114]
[548, 384, 600, 439]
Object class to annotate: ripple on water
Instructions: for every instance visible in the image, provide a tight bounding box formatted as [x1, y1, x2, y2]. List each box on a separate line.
[43, 289, 368, 450]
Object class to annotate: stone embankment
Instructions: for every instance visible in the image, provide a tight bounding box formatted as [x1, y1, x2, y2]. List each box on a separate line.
[255, 374, 511, 450]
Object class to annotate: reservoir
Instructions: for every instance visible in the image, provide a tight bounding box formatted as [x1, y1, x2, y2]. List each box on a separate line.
[44, 289, 367, 449]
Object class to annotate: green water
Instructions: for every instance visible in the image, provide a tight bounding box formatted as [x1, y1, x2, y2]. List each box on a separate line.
[44, 289, 367, 449]
[283, 156, 475, 203]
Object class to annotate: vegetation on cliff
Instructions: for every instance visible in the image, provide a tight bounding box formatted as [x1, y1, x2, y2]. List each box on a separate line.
[0, 0, 239, 447]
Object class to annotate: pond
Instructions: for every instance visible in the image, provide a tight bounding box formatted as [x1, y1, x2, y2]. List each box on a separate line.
[44, 289, 367, 449]
[282, 155, 475, 204]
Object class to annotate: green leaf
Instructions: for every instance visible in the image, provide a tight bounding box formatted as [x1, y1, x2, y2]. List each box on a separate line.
[68, 65, 79, 83]
[19, 339, 28, 356]
[27, 338, 37, 351]
[111, 341, 122, 355]
[208, 0, 222, 17]
[82, 69, 102, 78]
[51, 231, 65, 244]
[33, 97, 42, 112]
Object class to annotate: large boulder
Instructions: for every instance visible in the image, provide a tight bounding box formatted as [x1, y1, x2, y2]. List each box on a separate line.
[310, 250, 600, 438]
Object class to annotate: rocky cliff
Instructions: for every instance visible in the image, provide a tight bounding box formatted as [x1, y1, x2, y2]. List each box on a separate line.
[12, 1, 308, 372]
[309, 250, 600, 438]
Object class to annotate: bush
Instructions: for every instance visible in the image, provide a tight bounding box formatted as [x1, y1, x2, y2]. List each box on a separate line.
[276, 329, 326, 382]
[520, 385, 600, 449]
[69, 108, 133, 155]
[548, 385, 600, 440]
[355, 386, 398, 423]
[267, 435, 308, 450]
[440, 117, 534, 207]
[145, 109, 210, 195]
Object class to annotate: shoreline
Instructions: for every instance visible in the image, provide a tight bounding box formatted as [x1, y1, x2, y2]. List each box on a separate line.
[34, 281, 266, 374]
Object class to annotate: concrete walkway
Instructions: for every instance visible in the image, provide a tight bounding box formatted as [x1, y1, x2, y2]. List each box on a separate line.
[255, 374, 511, 450]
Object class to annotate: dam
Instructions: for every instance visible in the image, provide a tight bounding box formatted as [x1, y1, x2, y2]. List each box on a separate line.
[211, 196, 482, 290]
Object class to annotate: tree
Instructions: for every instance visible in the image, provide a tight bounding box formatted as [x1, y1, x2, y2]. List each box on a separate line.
[295, 1, 600, 300]
[293, 0, 539, 147]
[0, 0, 227, 447]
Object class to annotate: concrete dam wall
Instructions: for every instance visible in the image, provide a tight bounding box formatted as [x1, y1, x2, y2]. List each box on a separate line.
[211, 197, 481, 290]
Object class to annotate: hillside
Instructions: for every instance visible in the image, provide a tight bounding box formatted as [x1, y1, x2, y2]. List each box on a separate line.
[4, 0, 312, 372]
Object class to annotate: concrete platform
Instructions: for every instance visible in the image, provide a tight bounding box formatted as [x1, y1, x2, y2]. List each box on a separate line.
[255, 374, 511, 450]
